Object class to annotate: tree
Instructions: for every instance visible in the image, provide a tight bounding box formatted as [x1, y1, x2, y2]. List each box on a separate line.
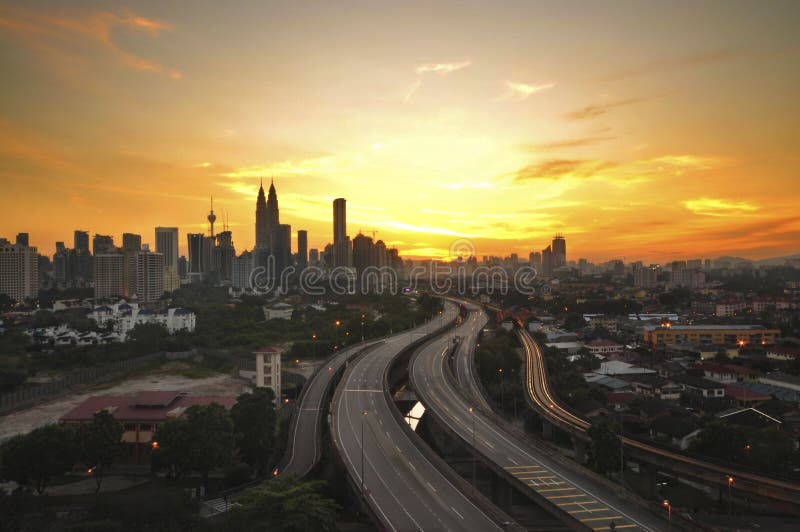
[77, 411, 124, 493]
[127, 323, 169, 354]
[587, 417, 620, 476]
[231, 388, 277, 475]
[231, 476, 339, 532]
[0, 293, 14, 312]
[153, 403, 235, 487]
[0, 424, 76, 494]
[689, 419, 747, 462]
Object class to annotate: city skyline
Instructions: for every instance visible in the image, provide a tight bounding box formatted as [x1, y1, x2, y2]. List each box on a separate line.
[1, 1, 799, 262]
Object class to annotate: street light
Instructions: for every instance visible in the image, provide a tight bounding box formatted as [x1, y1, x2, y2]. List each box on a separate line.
[498, 368, 504, 410]
[469, 406, 476, 493]
[361, 314, 366, 342]
[335, 320, 341, 349]
[361, 410, 369, 494]
[662, 500, 671, 531]
[312, 333, 317, 358]
[727, 475, 734, 514]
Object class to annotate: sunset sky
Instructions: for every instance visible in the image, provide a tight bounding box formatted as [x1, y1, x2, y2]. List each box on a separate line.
[1, 0, 798, 263]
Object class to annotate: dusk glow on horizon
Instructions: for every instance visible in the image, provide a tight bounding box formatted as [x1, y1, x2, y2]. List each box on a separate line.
[2, 1, 799, 263]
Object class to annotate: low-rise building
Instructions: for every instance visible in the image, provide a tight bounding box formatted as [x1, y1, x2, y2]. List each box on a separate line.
[263, 302, 294, 321]
[586, 339, 624, 356]
[642, 324, 780, 348]
[672, 374, 726, 398]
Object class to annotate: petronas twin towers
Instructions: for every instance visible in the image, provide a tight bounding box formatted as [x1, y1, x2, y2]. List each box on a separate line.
[255, 178, 279, 252]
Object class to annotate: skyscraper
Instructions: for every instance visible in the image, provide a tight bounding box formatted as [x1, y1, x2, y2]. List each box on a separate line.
[272, 224, 291, 276]
[93, 234, 115, 255]
[255, 179, 279, 251]
[187, 233, 205, 280]
[541, 245, 553, 276]
[552, 234, 566, 269]
[94, 252, 125, 299]
[214, 230, 236, 282]
[122, 233, 142, 252]
[332, 198, 351, 267]
[155, 227, 179, 268]
[352, 232, 373, 274]
[0, 237, 39, 302]
[297, 230, 308, 269]
[74, 230, 89, 252]
[15, 233, 29, 246]
[129, 246, 164, 302]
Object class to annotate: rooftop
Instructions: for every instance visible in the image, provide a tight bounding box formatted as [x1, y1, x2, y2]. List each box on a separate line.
[644, 324, 770, 332]
[60, 392, 237, 423]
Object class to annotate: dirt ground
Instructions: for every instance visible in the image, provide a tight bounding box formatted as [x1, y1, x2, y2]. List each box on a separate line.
[0, 373, 251, 442]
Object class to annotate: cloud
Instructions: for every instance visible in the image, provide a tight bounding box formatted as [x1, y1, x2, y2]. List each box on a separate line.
[415, 61, 471, 75]
[0, 5, 181, 79]
[565, 98, 643, 121]
[496, 81, 556, 102]
[683, 198, 759, 217]
[597, 48, 742, 82]
[511, 159, 616, 182]
[405, 60, 470, 102]
[528, 135, 617, 150]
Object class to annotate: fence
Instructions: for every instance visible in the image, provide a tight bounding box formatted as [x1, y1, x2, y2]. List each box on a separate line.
[0, 352, 162, 415]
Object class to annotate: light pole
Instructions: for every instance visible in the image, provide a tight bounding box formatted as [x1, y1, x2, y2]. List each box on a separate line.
[727, 475, 734, 515]
[469, 406, 476, 493]
[361, 314, 365, 342]
[619, 410, 624, 486]
[335, 320, 341, 350]
[662, 500, 671, 532]
[498, 368, 504, 410]
[361, 410, 368, 494]
[312, 333, 317, 358]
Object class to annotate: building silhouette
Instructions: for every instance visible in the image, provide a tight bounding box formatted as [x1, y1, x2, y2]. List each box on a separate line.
[552, 234, 566, 268]
[297, 230, 308, 269]
[0, 237, 39, 302]
[332, 198, 351, 267]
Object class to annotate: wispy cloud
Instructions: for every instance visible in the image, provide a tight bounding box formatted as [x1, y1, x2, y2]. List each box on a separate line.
[683, 198, 759, 217]
[405, 60, 470, 101]
[510, 159, 616, 182]
[566, 98, 643, 121]
[415, 61, 471, 75]
[496, 81, 556, 102]
[0, 5, 181, 79]
[528, 135, 617, 150]
[597, 48, 742, 82]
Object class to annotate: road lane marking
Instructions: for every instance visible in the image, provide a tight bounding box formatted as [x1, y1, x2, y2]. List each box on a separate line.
[539, 487, 577, 493]
[450, 506, 464, 519]
[569, 508, 609, 514]
[593, 526, 636, 531]
[581, 516, 622, 522]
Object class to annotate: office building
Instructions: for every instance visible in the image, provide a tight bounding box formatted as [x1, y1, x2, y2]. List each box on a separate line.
[74, 230, 89, 252]
[0, 238, 39, 302]
[272, 224, 292, 276]
[94, 253, 125, 299]
[255, 178, 279, 252]
[643, 325, 780, 348]
[214, 230, 236, 282]
[297, 230, 308, 269]
[93, 234, 115, 255]
[309, 248, 319, 265]
[233, 251, 254, 290]
[541, 245, 553, 276]
[187, 233, 205, 281]
[129, 246, 164, 302]
[122, 233, 141, 252]
[352, 232, 373, 274]
[552, 234, 566, 268]
[15, 233, 29, 246]
[155, 227, 179, 267]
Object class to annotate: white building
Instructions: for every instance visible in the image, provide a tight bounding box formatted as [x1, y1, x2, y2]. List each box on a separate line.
[89, 302, 196, 339]
[0, 238, 39, 302]
[253, 345, 282, 400]
[129, 247, 164, 303]
[263, 302, 294, 320]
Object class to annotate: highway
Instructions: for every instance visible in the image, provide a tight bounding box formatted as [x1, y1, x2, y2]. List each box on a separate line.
[519, 327, 800, 506]
[331, 303, 504, 531]
[449, 300, 491, 411]
[280, 340, 380, 478]
[410, 306, 666, 532]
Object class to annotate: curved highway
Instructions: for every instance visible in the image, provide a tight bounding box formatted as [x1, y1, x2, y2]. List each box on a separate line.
[331, 303, 503, 531]
[411, 308, 664, 532]
[449, 300, 491, 411]
[519, 327, 800, 506]
[280, 340, 381, 478]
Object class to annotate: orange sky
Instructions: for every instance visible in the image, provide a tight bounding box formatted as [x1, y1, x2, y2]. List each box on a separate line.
[1, 1, 799, 263]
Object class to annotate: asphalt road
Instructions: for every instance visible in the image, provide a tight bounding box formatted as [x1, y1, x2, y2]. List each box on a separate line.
[331, 303, 503, 532]
[280, 340, 381, 478]
[450, 301, 491, 411]
[411, 308, 666, 532]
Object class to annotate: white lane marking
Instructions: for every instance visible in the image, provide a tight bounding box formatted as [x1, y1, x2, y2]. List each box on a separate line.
[426, 481, 437, 493]
[508, 457, 518, 465]
[450, 506, 464, 519]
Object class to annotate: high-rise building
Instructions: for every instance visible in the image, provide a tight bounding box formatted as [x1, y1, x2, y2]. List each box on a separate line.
[272, 224, 292, 276]
[53, 242, 67, 285]
[129, 246, 164, 302]
[255, 178, 279, 251]
[309, 248, 319, 265]
[233, 251, 254, 290]
[332, 198, 351, 267]
[552, 234, 566, 269]
[74, 230, 89, 252]
[93, 234, 115, 255]
[15, 233, 29, 246]
[352, 232, 373, 274]
[177, 256, 188, 279]
[541, 245, 553, 276]
[297, 230, 308, 269]
[333, 198, 346, 245]
[0, 238, 39, 302]
[214, 230, 236, 282]
[187, 233, 205, 280]
[529, 251, 541, 269]
[94, 253, 125, 299]
[122, 233, 142, 252]
[155, 227, 179, 267]
[633, 263, 659, 287]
